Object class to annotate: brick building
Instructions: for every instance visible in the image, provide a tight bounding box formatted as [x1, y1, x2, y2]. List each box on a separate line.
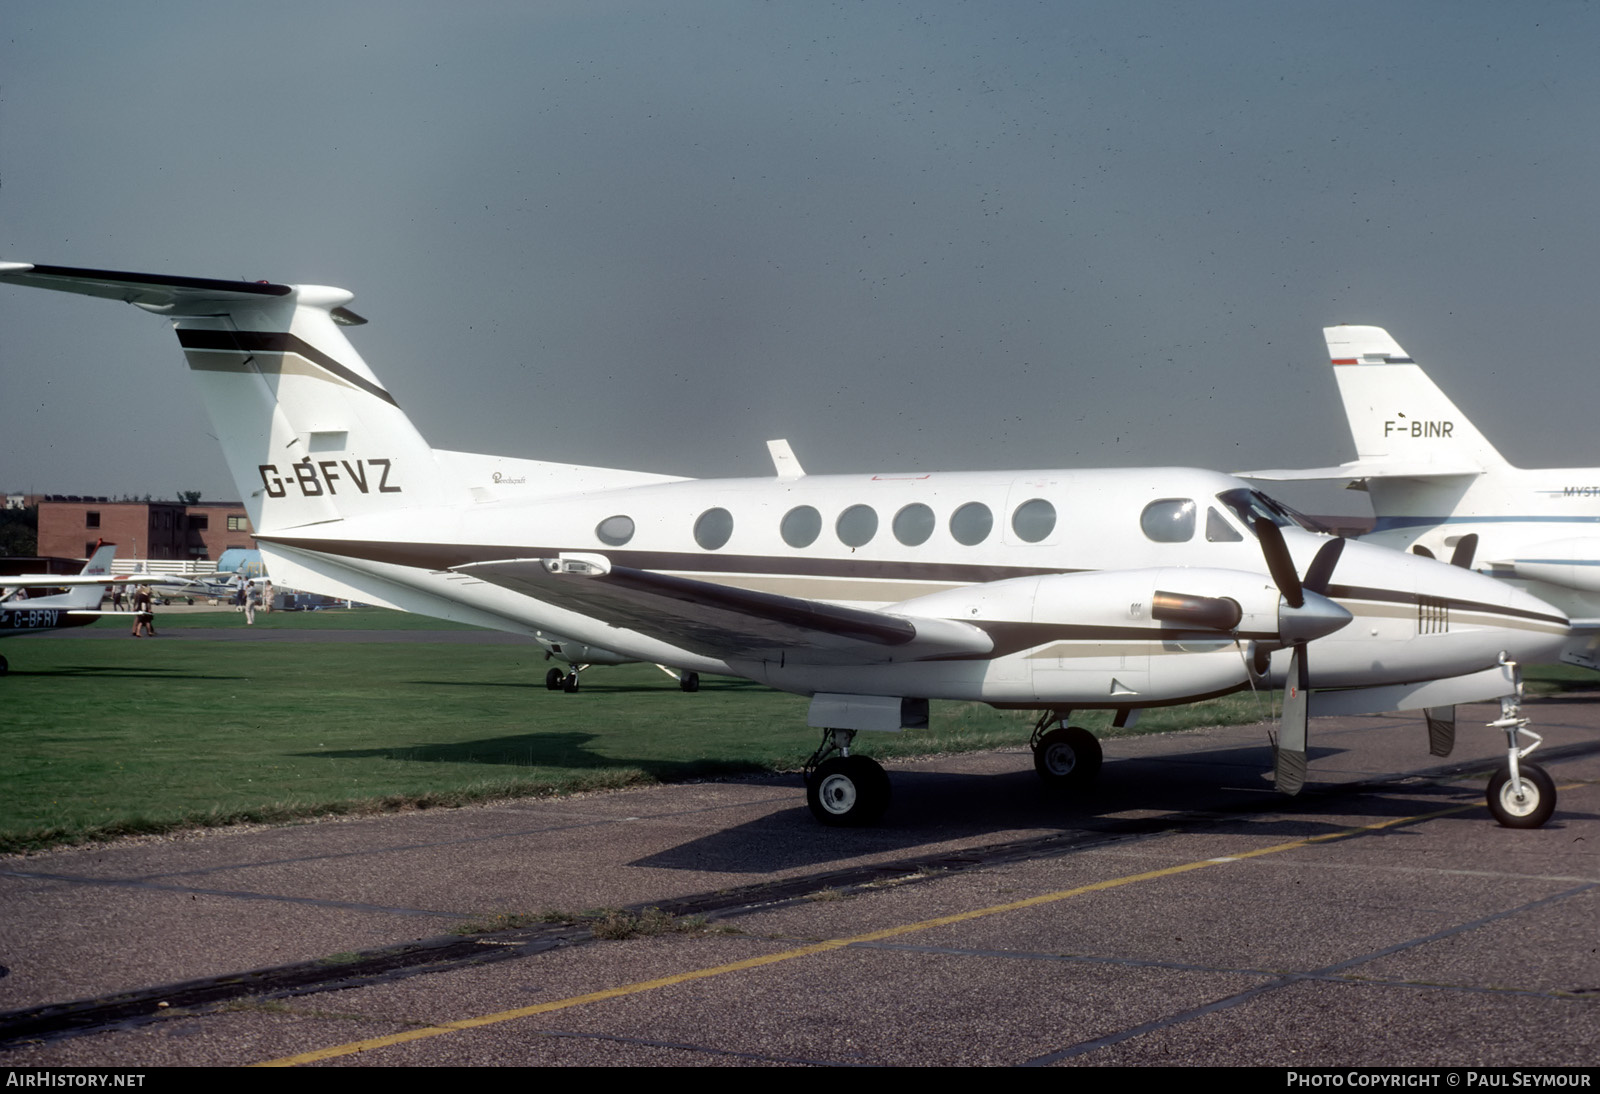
[37, 498, 256, 562]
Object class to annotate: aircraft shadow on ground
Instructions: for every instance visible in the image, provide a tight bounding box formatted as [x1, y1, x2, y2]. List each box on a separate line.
[412, 677, 765, 695]
[628, 744, 1550, 874]
[6, 666, 250, 681]
[299, 731, 774, 781]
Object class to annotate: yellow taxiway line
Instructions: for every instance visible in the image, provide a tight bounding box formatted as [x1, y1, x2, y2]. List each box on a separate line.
[255, 796, 1502, 1066]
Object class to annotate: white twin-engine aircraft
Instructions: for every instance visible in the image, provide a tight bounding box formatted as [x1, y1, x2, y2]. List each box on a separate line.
[0, 264, 1571, 828]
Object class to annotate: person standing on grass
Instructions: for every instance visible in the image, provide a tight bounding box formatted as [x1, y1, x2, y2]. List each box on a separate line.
[130, 584, 156, 637]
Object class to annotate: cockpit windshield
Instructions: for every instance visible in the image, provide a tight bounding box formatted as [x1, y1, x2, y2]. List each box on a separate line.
[1216, 488, 1318, 534]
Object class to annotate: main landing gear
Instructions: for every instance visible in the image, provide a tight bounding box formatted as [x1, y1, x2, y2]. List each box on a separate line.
[1029, 712, 1103, 792]
[545, 667, 581, 692]
[1484, 673, 1556, 829]
[651, 664, 700, 692]
[804, 728, 891, 827]
[545, 664, 700, 693]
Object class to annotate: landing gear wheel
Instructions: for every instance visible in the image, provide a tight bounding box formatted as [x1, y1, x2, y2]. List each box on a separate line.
[1033, 726, 1102, 790]
[1487, 763, 1556, 829]
[545, 668, 564, 691]
[0, 653, 8, 675]
[561, 672, 580, 693]
[680, 672, 700, 693]
[807, 755, 891, 827]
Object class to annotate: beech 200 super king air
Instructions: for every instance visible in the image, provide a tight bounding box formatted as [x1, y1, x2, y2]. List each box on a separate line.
[0, 264, 1571, 828]
[0, 541, 130, 671]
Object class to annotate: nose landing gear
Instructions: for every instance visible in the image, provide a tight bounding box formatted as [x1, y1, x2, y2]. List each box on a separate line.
[1484, 660, 1555, 829]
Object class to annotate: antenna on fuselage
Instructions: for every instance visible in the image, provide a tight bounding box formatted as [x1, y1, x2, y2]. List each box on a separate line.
[767, 438, 805, 479]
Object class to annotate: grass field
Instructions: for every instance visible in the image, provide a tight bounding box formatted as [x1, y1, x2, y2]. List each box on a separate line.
[3, 607, 1294, 852]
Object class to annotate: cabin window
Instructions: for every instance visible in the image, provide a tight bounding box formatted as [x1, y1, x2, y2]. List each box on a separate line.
[1140, 499, 1196, 542]
[949, 502, 993, 546]
[596, 514, 635, 546]
[836, 504, 878, 547]
[1205, 507, 1243, 542]
[781, 505, 821, 548]
[1011, 499, 1056, 543]
[892, 503, 935, 546]
[694, 508, 734, 550]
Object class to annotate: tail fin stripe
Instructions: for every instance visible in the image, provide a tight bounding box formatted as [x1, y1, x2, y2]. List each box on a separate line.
[176, 329, 399, 408]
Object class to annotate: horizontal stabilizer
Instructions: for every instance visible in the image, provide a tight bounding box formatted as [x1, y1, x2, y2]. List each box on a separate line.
[1241, 458, 1482, 482]
[453, 556, 994, 666]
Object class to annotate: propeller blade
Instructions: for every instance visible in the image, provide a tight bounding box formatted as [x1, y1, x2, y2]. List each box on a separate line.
[1274, 645, 1310, 795]
[1411, 544, 1435, 560]
[1424, 706, 1456, 757]
[1301, 537, 1345, 595]
[1253, 517, 1303, 609]
[1449, 534, 1479, 570]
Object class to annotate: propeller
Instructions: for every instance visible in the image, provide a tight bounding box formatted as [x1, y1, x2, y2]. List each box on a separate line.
[1251, 517, 1353, 795]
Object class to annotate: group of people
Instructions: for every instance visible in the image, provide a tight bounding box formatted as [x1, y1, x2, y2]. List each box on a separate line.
[127, 584, 156, 637]
[235, 576, 274, 625]
[118, 572, 275, 634]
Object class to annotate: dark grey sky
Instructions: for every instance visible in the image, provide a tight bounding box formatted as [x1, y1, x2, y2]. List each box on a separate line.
[4, 2, 1598, 515]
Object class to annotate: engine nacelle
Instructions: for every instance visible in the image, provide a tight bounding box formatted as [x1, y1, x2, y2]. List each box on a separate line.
[1497, 538, 1600, 593]
[892, 568, 1346, 706]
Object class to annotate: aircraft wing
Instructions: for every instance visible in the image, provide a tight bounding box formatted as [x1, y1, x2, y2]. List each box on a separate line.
[1, 574, 146, 588]
[1239, 459, 1481, 482]
[452, 554, 994, 666]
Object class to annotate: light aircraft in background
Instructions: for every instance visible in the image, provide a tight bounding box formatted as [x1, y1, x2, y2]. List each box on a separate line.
[0, 542, 132, 671]
[533, 629, 700, 692]
[0, 264, 1570, 828]
[1244, 325, 1600, 678]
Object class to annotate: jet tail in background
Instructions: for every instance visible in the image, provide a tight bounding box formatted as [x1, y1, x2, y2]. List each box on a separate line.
[1240, 325, 1498, 488]
[1323, 325, 1508, 474]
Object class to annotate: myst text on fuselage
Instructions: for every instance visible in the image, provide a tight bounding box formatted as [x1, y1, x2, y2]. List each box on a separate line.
[258, 458, 400, 498]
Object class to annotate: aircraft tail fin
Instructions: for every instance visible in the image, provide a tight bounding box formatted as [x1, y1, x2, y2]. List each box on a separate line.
[0, 263, 462, 535]
[64, 541, 118, 609]
[1324, 325, 1509, 472]
[6, 541, 121, 610]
